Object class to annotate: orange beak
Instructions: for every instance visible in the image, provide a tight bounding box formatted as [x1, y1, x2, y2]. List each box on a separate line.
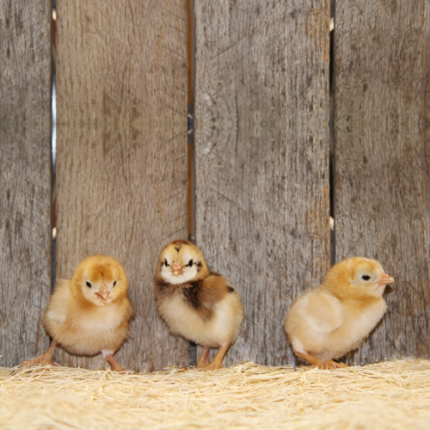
[172, 262, 183, 276]
[378, 273, 394, 287]
[96, 284, 109, 301]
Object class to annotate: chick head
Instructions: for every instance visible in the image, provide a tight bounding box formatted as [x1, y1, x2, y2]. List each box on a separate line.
[325, 257, 394, 298]
[73, 255, 128, 306]
[158, 240, 209, 285]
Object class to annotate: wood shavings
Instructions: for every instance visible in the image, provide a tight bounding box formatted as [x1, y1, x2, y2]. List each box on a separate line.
[1, 360, 430, 429]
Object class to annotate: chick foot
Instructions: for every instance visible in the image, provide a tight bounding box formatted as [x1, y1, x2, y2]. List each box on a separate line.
[319, 359, 348, 370]
[21, 340, 57, 367]
[201, 343, 230, 371]
[21, 355, 56, 367]
[296, 351, 348, 370]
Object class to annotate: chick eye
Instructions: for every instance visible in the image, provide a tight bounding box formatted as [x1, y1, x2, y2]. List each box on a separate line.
[164, 259, 170, 267]
[187, 259, 193, 267]
[362, 275, 371, 281]
[86, 281, 92, 288]
[113, 280, 117, 287]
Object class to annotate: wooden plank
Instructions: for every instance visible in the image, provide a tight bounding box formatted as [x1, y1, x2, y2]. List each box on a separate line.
[55, 0, 189, 371]
[194, 0, 331, 366]
[334, 0, 430, 363]
[0, 0, 52, 366]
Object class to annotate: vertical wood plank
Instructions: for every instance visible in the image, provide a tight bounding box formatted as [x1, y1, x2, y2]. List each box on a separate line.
[335, 0, 430, 363]
[55, 0, 189, 371]
[194, 0, 331, 366]
[0, 0, 52, 366]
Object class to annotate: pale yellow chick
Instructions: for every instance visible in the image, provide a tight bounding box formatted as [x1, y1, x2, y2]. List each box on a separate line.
[155, 240, 244, 370]
[22, 255, 134, 371]
[285, 257, 394, 369]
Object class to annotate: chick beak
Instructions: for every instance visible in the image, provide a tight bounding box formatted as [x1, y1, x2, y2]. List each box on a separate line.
[96, 284, 109, 301]
[378, 273, 394, 287]
[172, 262, 184, 276]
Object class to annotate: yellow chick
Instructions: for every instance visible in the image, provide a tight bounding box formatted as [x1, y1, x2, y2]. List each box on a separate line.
[285, 257, 394, 369]
[155, 240, 244, 370]
[22, 255, 134, 371]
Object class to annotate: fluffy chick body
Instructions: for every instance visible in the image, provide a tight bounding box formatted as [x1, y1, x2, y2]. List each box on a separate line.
[285, 257, 394, 368]
[156, 275, 243, 349]
[24, 255, 134, 370]
[155, 240, 244, 370]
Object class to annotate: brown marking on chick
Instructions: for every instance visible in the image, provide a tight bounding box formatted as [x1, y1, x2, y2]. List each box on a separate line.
[155, 272, 231, 322]
[170, 239, 192, 253]
[197, 274, 230, 313]
[183, 280, 213, 321]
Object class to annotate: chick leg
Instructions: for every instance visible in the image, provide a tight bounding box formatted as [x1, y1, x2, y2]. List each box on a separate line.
[21, 340, 58, 366]
[296, 351, 348, 370]
[196, 346, 211, 369]
[104, 353, 125, 372]
[203, 343, 230, 371]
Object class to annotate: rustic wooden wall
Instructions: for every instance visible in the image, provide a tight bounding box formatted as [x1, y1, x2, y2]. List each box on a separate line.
[2, 0, 429, 370]
[334, 0, 430, 363]
[54, 0, 189, 371]
[0, 0, 52, 367]
[194, 0, 331, 366]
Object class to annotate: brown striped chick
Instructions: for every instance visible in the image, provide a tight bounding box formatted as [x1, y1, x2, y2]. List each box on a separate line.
[155, 240, 244, 371]
[285, 257, 394, 369]
[22, 255, 134, 371]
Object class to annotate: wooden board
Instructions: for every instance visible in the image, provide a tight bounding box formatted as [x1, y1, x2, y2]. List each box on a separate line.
[334, 0, 430, 363]
[194, 0, 331, 366]
[54, 0, 189, 371]
[0, 0, 52, 366]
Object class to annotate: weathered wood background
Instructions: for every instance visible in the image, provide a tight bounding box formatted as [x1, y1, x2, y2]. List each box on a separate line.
[335, 0, 430, 363]
[54, 0, 189, 371]
[0, 0, 52, 368]
[194, 0, 331, 366]
[1, 0, 429, 370]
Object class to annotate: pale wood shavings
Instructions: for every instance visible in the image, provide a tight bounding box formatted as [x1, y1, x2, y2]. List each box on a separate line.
[1, 360, 430, 430]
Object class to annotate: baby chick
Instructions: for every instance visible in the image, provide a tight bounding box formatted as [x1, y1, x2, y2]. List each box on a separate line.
[285, 257, 394, 369]
[22, 255, 134, 371]
[155, 240, 244, 370]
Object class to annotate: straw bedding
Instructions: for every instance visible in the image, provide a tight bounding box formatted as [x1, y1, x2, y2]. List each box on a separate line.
[1, 359, 430, 430]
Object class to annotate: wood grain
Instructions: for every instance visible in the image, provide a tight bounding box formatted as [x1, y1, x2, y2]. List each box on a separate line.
[0, 0, 52, 366]
[54, 0, 189, 371]
[194, 0, 331, 366]
[334, 0, 430, 363]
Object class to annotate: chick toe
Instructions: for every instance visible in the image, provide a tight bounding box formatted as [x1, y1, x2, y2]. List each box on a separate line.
[321, 360, 348, 370]
[21, 340, 57, 367]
